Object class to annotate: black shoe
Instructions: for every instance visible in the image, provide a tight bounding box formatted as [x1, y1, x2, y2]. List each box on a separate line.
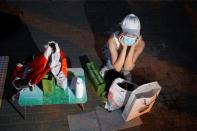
[13, 79, 29, 90]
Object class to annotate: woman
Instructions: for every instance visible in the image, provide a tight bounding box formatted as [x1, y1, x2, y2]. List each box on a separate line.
[100, 14, 145, 81]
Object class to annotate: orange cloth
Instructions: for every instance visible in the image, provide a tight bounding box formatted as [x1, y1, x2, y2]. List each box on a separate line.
[13, 49, 67, 85]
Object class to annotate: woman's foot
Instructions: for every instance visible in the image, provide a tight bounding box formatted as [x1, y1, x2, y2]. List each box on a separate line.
[100, 66, 109, 77]
[122, 70, 132, 82]
[124, 73, 132, 82]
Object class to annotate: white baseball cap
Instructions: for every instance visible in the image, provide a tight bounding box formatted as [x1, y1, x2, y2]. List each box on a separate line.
[121, 14, 141, 37]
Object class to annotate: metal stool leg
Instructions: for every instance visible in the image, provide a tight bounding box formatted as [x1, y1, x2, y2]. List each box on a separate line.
[78, 104, 85, 110]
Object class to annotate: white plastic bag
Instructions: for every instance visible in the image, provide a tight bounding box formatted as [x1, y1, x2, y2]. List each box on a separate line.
[104, 78, 137, 111]
[122, 82, 162, 121]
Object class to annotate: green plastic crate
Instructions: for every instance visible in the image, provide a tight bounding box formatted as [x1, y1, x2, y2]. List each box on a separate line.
[86, 62, 106, 97]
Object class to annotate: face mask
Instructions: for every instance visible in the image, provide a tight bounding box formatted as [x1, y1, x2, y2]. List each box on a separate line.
[123, 35, 137, 46]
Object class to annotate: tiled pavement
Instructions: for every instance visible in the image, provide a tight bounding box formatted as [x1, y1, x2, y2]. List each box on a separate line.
[0, 1, 197, 131]
[0, 56, 9, 107]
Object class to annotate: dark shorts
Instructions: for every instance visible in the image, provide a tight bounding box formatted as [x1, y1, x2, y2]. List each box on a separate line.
[101, 44, 113, 69]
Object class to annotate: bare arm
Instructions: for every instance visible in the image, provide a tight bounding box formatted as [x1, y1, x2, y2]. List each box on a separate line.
[124, 43, 135, 70]
[124, 36, 145, 71]
[108, 36, 127, 72]
[132, 39, 145, 64]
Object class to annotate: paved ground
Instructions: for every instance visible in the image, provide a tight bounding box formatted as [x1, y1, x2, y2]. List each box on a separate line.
[0, 0, 197, 131]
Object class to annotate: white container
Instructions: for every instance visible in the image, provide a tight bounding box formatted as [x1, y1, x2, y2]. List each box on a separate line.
[75, 78, 84, 99]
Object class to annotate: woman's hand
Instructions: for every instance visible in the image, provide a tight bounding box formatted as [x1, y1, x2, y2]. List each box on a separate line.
[118, 34, 127, 49]
[133, 35, 142, 47]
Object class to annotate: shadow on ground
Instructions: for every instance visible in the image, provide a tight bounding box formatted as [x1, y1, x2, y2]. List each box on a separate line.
[84, 1, 197, 129]
[84, 0, 131, 61]
[85, 1, 197, 71]
[0, 11, 40, 99]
